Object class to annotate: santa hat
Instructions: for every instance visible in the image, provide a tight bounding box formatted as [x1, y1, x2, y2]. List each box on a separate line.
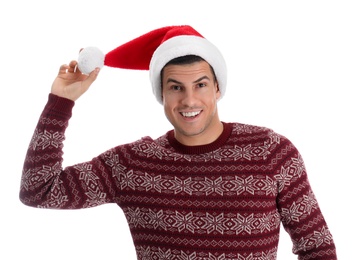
[77, 25, 227, 104]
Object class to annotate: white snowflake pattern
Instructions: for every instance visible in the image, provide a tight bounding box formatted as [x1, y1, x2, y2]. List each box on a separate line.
[200, 177, 224, 195]
[231, 175, 258, 195]
[169, 177, 193, 195]
[172, 211, 197, 233]
[261, 176, 277, 196]
[105, 153, 127, 182]
[227, 145, 244, 161]
[312, 226, 333, 248]
[38, 162, 62, 183]
[74, 163, 99, 185]
[133, 142, 168, 159]
[280, 202, 303, 224]
[119, 170, 136, 190]
[275, 165, 294, 192]
[21, 168, 43, 191]
[41, 187, 68, 208]
[85, 185, 107, 207]
[141, 173, 163, 192]
[126, 207, 146, 228]
[179, 251, 197, 260]
[37, 130, 64, 149]
[201, 212, 226, 234]
[146, 209, 168, 230]
[232, 213, 255, 235]
[290, 154, 305, 177]
[257, 212, 275, 233]
[301, 190, 318, 214]
[155, 248, 172, 260]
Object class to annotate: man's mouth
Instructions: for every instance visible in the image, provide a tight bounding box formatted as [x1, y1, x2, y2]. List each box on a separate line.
[181, 111, 201, 118]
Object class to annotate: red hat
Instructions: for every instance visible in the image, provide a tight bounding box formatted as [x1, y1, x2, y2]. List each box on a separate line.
[78, 25, 227, 104]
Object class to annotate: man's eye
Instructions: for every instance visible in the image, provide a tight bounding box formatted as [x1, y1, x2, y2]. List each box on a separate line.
[172, 85, 181, 91]
[198, 83, 206, 88]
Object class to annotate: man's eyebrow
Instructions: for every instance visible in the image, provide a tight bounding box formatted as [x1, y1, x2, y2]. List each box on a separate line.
[166, 78, 183, 84]
[193, 76, 210, 84]
[166, 76, 211, 85]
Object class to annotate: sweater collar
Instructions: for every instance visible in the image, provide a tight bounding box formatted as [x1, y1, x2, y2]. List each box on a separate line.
[167, 122, 232, 154]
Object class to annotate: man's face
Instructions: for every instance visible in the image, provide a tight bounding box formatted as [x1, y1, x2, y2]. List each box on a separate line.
[162, 61, 222, 146]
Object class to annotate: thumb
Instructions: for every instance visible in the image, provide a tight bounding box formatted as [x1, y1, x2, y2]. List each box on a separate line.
[76, 67, 100, 98]
[83, 67, 100, 86]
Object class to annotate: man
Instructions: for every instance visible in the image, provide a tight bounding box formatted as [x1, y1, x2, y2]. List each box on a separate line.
[20, 25, 337, 259]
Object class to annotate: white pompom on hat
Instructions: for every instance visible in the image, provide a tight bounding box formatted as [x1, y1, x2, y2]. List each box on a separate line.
[77, 25, 227, 104]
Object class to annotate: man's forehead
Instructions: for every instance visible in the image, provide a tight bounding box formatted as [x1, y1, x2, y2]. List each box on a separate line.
[163, 61, 213, 78]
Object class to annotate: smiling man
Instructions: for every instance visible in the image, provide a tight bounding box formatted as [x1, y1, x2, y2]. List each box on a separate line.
[20, 25, 337, 259]
[162, 56, 223, 146]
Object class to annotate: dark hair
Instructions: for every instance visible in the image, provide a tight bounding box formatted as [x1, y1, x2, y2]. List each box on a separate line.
[160, 55, 218, 86]
[165, 55, 206, 66]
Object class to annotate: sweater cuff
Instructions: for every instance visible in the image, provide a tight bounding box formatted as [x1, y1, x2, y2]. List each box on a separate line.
[45, 93, 75, 120]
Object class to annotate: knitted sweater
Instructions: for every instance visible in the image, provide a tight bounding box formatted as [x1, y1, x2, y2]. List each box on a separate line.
[20, 94, 337, 260]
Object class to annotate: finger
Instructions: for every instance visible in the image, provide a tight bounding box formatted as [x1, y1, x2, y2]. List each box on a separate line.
[58, 64, 70, 74]
[88, 67, 100, 81]
[82, 67, 100, 88]
[68, 60, 78, 73]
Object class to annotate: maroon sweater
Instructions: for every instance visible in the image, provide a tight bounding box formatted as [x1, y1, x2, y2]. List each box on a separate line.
[20, 94, 337, 259]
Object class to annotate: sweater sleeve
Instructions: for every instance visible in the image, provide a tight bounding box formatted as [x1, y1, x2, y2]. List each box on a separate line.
[276, 139, 337, 259]
[19, 94, 118, 209]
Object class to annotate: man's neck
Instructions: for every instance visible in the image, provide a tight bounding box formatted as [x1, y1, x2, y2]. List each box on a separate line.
[174, 120, 224, 146]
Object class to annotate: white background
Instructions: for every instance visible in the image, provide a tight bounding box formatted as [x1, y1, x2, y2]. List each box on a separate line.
[1, 0, 361, 259]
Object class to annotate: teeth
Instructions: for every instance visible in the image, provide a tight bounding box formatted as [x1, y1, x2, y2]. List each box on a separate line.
[182, 111, 201, 117]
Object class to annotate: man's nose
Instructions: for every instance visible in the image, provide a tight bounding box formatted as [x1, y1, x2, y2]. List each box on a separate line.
[181, 88, 197, 106]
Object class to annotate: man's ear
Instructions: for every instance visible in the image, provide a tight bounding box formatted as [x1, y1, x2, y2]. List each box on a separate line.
[215, 83, 221, 99]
